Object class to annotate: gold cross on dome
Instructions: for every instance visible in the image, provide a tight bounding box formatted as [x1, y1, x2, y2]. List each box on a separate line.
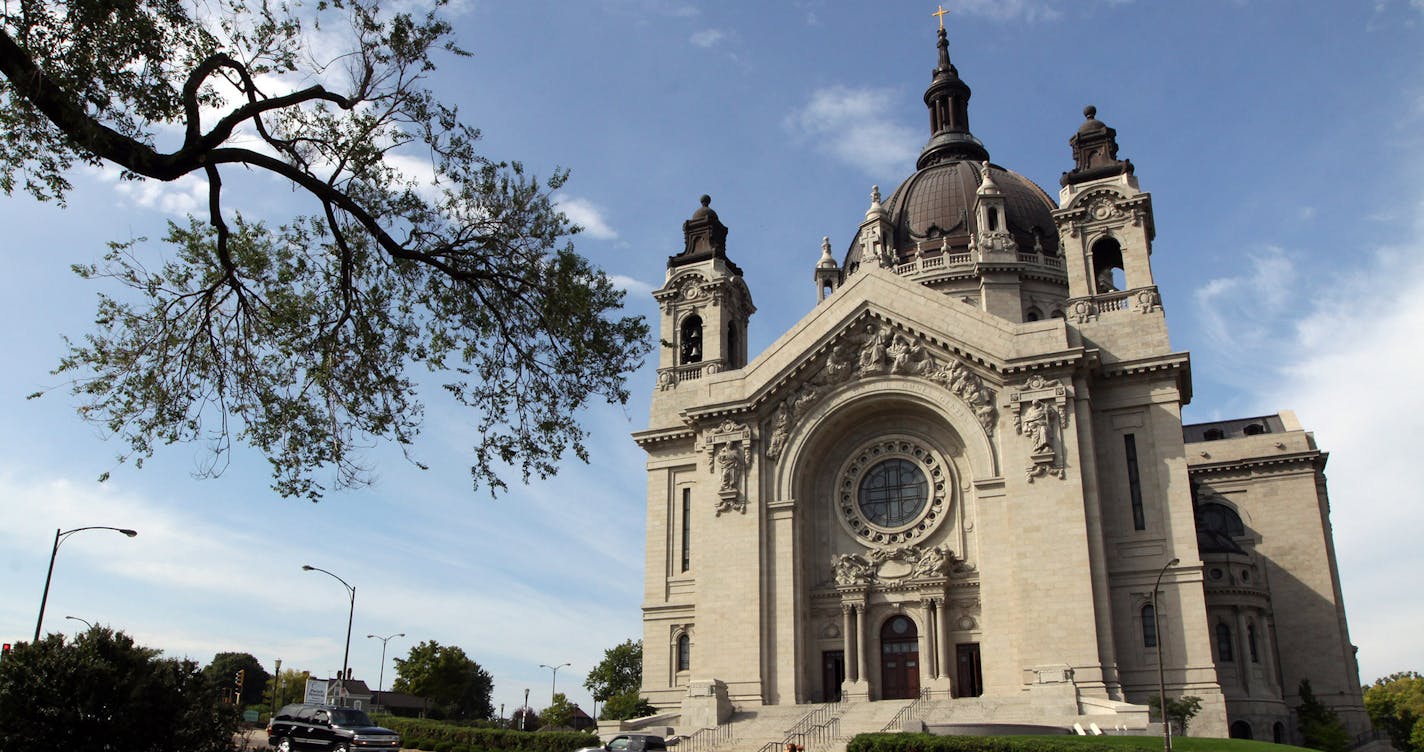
[933, 5, 949, 30]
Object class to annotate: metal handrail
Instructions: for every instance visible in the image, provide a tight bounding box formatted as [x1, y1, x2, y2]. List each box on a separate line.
[878, 688, 933, 732]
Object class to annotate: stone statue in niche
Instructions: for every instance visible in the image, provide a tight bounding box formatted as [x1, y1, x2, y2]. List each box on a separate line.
[717, 444, 743, 491]
[1011, 375, 1072, 482]
[1022, 401, 1051, 454]
[702, 419, 753, 515]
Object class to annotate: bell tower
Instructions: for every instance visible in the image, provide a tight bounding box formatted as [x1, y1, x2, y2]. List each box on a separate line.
[1054, 106, 1168, 360]
[653, 196, 755, 391]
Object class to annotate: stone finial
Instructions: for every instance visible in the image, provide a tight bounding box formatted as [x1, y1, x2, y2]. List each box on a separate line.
[977, 161, 1001, 195]
[865, 185, 887, 220]
[817, 236, 838, 269]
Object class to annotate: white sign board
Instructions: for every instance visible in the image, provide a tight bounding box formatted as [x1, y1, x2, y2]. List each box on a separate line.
[304, 678, 329, 704]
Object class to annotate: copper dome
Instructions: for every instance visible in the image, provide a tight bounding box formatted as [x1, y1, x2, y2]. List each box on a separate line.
[846, 161, 1057, 268]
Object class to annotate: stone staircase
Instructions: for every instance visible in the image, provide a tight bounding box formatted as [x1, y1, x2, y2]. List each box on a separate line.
[640, 692, 1147, 751]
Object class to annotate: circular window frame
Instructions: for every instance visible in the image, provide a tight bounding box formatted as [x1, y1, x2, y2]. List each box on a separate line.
[836, 437, 951, 546]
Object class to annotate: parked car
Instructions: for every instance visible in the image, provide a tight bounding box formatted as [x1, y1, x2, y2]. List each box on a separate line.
[266, 703, 401, 751]
[574, 733, 669, 752]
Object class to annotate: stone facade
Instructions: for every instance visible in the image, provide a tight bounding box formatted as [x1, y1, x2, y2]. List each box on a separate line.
[631, 28, 1367, 744]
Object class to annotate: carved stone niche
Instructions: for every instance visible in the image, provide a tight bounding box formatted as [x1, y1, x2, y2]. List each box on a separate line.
[1010, 375, 1072, 482]
[702, 419, 753, 515]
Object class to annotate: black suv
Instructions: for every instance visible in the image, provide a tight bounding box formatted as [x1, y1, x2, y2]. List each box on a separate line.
[267, 704, 401, 751]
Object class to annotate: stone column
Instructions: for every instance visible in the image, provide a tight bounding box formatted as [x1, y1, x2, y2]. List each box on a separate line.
[921, 598, 938, 679]
[1235, 608, 1253, 695]
[938, 598, 952, 693]
[856, 605, 868, 685]
[841, 604, 854, 681]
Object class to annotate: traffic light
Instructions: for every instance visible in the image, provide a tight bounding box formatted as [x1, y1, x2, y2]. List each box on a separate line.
[235, 669, 245, 690]
[1, 643, 10, 662]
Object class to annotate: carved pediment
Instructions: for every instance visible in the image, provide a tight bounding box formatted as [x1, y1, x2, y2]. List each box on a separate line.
[760, 313, 999, 467]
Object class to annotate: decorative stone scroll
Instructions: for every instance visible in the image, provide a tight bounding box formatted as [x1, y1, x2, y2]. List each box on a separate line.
[702, 419, 752, 515]
[831, 543, 956, 588]
[1010, 375, 1072, 482]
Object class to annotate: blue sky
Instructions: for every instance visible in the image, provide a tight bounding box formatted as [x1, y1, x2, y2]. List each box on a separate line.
[2, 0, 1422, 719]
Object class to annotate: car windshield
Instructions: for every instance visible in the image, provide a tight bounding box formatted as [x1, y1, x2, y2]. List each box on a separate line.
[330, 709, 375, 726]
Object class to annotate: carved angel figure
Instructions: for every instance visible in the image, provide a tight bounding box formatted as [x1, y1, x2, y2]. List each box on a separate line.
[911, 545, 951, 578]
[766, 404, 790, 461]
[832, 553, 875, 586]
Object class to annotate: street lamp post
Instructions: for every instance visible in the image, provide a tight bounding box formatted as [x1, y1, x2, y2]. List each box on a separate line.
[538, 662, 571, 705]
[64, 615, 94, 631]
[303, 565, 356, 705]
[34, 526, 138, 641]
[366, 632, 405, 693]
[1154, 557, 1181, 752]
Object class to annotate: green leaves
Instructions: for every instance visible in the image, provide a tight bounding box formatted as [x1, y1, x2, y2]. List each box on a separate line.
[390, 640, 493, 721]
[4, 0, 649, 499]
[0, 628, 237, 752]
[1364, 672, 1424, 752]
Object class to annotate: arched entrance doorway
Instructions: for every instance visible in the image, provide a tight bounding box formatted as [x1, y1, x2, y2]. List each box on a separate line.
[880, 615, 920, 699]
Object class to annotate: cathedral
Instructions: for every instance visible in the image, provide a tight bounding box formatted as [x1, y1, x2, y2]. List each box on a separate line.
[631, 24, 1367, 744]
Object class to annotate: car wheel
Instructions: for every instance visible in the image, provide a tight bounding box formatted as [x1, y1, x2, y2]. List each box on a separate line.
[331, 744, 350, 752]
[276, 738, 293, 752]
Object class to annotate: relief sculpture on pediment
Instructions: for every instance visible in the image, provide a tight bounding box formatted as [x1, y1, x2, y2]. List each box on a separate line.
[761, 318, 999, 465]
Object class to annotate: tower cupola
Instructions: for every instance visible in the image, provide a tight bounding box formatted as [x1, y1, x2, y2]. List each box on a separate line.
[918, 26, 990, 168]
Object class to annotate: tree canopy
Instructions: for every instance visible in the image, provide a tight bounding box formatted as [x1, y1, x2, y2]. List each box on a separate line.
[584, 638, 654, 721]
[1364, 671, 1424, 752]
[391, 640, 492, 720]
[1296, 679, 1352, 752]
[584, 638, 642, 702]
[0, 628, 236, 752]
[201, 650, 270, 705]
[0, 0, 648, 500]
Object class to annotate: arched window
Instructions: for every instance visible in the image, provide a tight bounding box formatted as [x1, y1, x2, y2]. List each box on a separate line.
[1025, 307, 1043, 322]
[727, 322, 739, 368]
[1248, 623, 1259, 663]
[1091, 236, 1124, 293]
[676, 634, 690, 672]
[1142, 604, 1158, 648]
[1216, 622, 1234, 662]
[987, 207, 1000, 232]
[1230, 721, 1254, 740]
[679, 315, 703, 365]
[1273, 722, 1286, 744]
[1197, 502, 1246, 538]
[1203, 428, 1225, 441]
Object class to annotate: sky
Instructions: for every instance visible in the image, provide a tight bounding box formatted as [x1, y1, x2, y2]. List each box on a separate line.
[1, 0, 1423, 721]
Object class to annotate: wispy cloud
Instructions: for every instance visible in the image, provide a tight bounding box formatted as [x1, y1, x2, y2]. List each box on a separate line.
[609, 274, 654, 295]
[689, 29, 725, 48]
[952, 0, 1067, 22]
[784, 86, 920, 179]
[1192, 198, 1424, 683]
[557, 196, 619, 240]
[1193, 245, 1297, 356]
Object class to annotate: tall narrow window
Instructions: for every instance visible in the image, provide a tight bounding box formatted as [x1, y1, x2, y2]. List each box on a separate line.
[727, 322, 739, 369]
[1125, 434, 1145, 530]
[1248, 623, 1259, 663]
[1216, 622, 1235, 662]
[680, 488, 691, 573]
[987, 207, 1000, 232]
[676, 634, 690, 671]
[1142, 604, 1158, 648]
